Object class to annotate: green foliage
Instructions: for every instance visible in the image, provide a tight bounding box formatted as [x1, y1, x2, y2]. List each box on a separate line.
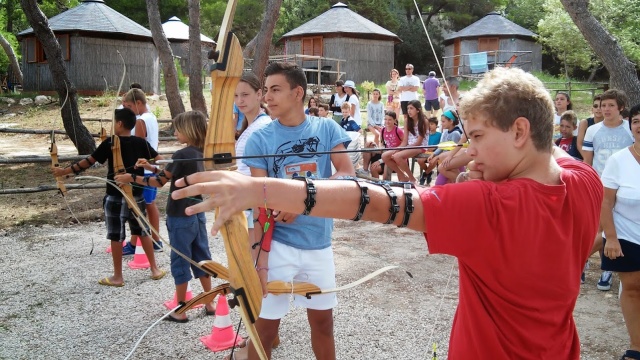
[537, 0, 640, 75]
[502, 0, 544, 31]
[537, 0, 596, 73]
[395, 20, 443, 75]
[0, 30, 20, 72]
[273, 0, 330, 42]
[201, 0, 265, 45]
[174, 59, 187, 90]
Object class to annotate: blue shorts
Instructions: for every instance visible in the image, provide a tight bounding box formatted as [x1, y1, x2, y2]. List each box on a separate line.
[602, 238, 640, 272]
[166, 213, 211, 285]
[143, 186, 157, 204]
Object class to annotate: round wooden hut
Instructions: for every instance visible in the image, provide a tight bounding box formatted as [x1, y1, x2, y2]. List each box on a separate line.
[161, 16, 216, 76]
[279, 2, 401, 85]
[443, 12, 542, 77]
[17, 0, 160, 95]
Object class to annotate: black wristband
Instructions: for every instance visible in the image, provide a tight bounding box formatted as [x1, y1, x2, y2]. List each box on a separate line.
[130, 173, 137, 183]
[348, 178, 370, 221]
[399, 183, 414, 228]
[294, 176, 316, 216]
[71, 163, 82, 175]
[380, 183, 399, 224]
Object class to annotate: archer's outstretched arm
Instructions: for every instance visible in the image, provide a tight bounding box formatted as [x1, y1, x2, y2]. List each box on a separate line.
[171, 172, 426, 236]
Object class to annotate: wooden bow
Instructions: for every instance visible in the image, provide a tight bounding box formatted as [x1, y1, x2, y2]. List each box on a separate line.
[50, 131, 67, 197]
[111, 51, 134, 204]
[203, 1, 267, 358]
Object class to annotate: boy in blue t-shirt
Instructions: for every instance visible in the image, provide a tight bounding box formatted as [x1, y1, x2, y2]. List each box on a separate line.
[242, 62, 353, 359]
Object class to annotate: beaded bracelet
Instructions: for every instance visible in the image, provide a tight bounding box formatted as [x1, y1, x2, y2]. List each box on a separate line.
[293, 176, 317, 215]
[399, 183, 414, 228]
[380, 183, 399, 224]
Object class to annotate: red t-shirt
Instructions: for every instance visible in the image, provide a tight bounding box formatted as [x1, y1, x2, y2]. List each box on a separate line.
[419, 158, 602, 359]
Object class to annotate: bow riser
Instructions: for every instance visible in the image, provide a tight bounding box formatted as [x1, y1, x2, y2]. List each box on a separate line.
[50, 134, 68, 196]
[204, 32, 243, 170]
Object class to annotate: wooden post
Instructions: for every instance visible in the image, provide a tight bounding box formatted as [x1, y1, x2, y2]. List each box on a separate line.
[317, 57, 320, 85]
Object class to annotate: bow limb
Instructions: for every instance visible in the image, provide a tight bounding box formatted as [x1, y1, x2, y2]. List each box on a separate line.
[175, 283, 231, 315]
[50, 131, 67, 197]
[204, 1, 267, 358]
[111, 51, 134, 203]
[266, 265, 399, 297]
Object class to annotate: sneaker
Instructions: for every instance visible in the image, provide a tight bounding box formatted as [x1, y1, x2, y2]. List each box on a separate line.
[153, 241, 163, 253]
[122, 242, 136, 256]
[597, 271, 613, 291]
[580, 271, 586, 284]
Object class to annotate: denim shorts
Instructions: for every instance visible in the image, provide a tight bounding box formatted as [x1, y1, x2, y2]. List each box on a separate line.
[166, 213, 211, 285]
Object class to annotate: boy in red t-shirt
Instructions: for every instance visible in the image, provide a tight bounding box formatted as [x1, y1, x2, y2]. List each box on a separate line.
[555, 110, 583, 160]
[172, 67, 603, 360]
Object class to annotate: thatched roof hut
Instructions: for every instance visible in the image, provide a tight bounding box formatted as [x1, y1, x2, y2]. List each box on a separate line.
[443, 12, 541, 77]
[162, 16, 215, 76]
[279, 2, 400, 84]
[17, 0, 160, 95]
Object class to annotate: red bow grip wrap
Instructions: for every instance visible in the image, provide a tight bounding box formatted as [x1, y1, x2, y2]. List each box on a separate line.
[258, 207, 274, 252]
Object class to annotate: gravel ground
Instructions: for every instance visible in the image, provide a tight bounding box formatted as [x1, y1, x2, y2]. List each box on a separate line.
[0, 217, 629, 359]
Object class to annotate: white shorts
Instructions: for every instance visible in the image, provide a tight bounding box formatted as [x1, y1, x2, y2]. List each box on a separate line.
[260, 241, 337, 320]
[244, 209, 254, 229]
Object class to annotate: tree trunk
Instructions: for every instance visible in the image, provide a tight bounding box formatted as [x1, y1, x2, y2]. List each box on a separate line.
[146, 0, 185, 119]
[0, 32, 23, 84]
[244, 0, 283, 81]
[560, 0, 640, 105]
[20, 0, 95, 154]
[187, 0, 208, 117]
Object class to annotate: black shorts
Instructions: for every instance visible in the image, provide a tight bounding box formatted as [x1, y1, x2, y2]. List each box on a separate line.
[400, 101, 410, 115]
[103, 195, 150, 241]
[424, 99, 440, 111]
[602, 238, 640, 272]
[371, 153, 382, 163]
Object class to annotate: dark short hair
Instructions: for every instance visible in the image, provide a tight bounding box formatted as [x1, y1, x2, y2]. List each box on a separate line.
[264, 62, 307, 102]
[308, 106, 319, 116]
[428, 116, 438, 125]
[129, 83, 143, 90]
[114, 108, 137, 130]
[629, 104, 640, 130]
[601, 89, 628, 111]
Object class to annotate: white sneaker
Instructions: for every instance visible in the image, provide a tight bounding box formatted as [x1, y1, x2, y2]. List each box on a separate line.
[597, 271, 612, 291]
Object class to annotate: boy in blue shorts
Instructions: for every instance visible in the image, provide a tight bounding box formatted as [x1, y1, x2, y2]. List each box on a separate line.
[52, 108, 166, 286]
[241, 63, 354, 359]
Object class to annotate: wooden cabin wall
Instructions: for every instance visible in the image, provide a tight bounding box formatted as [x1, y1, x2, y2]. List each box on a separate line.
[324, 38, 393, 84]
[21, 35, 160, 94]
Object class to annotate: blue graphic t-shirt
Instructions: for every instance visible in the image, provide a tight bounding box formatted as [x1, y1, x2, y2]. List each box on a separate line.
[244, 116, 351, 250]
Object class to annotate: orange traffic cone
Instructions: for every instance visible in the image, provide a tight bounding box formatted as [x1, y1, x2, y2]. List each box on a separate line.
[127, 238, 150, 270]
[164, 283, 202, 310]
[200, 294, 244, 352]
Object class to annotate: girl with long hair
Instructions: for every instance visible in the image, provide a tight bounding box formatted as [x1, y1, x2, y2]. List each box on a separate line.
[383, 100, 428, 183]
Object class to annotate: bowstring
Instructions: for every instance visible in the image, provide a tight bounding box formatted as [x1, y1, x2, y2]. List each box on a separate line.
[412, 1, 461, 358]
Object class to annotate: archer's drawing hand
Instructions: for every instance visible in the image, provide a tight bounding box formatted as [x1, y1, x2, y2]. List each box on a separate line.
[134, 158, 153, 171]
[172, 171, 256, 235]
[466, 160, 484, 181]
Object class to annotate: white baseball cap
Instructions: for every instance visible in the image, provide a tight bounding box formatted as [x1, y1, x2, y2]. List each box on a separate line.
[343, 80, 356, 89]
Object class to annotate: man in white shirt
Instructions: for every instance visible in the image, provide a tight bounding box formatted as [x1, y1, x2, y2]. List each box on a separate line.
[397, 64, 420, 121]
